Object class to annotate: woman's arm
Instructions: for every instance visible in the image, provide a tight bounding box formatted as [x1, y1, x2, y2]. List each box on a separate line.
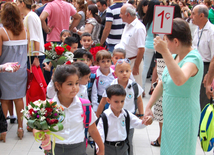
[154, 36, 198, 86]
[75, 23, 94, 36]
[88, 123, 104, 155]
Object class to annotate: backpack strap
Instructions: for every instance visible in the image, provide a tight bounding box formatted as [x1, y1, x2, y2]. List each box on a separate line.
[79, 98, 92, 147]
[124, 109, 130, 140]
[112, 72, 116, 78]
[132, 82, 138, 113]
[100, 113, 108, 142]
[200, 104, 214, 141]
[95, 74, 99, 88]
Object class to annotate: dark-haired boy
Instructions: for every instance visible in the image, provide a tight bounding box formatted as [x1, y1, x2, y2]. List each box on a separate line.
[64, 36, 78, 53]
[80, 32, 93, 50]
[96, 84, 152, 155]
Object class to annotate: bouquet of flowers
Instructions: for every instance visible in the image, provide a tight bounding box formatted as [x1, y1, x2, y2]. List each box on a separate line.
[89, 44, 106, 62]
[40, 42, 74, 68]
[21, 100, 65, 154]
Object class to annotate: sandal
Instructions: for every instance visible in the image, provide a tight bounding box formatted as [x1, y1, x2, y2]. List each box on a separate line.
[151, 139, 160, 147]
[0, 132, 6, 142]
[17, 127, 24, 140]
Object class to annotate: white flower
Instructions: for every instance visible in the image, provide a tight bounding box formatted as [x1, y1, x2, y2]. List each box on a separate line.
[33, 107, 40, 111]
[21, 109, 25, 113]
[40, 116, 46, 121]
[64, 52, 74, 62]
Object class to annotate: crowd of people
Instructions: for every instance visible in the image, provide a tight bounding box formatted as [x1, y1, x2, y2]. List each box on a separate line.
[0, 0, 213, 154]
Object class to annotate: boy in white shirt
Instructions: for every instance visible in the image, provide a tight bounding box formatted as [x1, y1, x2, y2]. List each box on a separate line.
[96, 84, 152, 155]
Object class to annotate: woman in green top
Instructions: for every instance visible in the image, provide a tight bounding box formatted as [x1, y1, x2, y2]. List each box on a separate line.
[144, 18, 203, 155]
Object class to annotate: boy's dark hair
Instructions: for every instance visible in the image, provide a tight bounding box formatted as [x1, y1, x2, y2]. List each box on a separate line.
[73, 62, 91, 78]
[113, 48, 126, 58]
[53, 65, 79, 91]
[80, 32, 92, 39]
[64, 36, 78, 47]
[96, 50, 111, 63]
[106, 84, 126, 99]
[85, 51, 93, 60]
[73, 48, 88, 62]
[97, 0, 107, 6]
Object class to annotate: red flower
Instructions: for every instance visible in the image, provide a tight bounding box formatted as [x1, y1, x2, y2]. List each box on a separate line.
[29, 109, 34, 116]
[90, 46, 106, 61]
[65, 45, 71, 51]
[65, 61, 72, 65]
[55, 46, 65, 55]
[45, 107, 53, 114]
[46, 118, 58, 125]
[44, 42, 52, 50]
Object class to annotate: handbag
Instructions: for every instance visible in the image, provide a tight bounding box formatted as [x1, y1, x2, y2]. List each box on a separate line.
[26, 65, 47, 105]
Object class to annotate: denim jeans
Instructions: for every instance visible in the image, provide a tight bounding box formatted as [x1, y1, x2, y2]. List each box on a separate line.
[142, 48, 155, 91]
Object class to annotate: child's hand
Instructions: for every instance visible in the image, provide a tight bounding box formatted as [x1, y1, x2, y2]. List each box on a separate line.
[142, 116, 153, 126]
[43, 62, 51, 72]
[96, 148, 104, 155]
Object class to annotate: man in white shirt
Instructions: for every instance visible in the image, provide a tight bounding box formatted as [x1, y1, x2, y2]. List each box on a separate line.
[117, 4, 146, 86]
[191, 4, 214, 110]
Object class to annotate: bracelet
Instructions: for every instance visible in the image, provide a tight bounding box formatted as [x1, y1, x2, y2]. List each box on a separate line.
[137, 114, 144, 117]
[76, 30, 79, 33]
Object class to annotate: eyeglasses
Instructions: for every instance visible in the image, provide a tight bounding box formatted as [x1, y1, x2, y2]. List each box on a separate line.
[115, 58, 130, 67]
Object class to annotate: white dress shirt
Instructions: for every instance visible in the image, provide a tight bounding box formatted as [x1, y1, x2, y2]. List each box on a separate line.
[117, 18, 146, 58]
[97, 107, 145, 143]
[47, 80, 56, 99]
[78, 84, 89, 100]
[91, 68, 115, 112]
[102, 79, 143, 114]
[192, 20, 214, 62]
[52, 95, 97, 144]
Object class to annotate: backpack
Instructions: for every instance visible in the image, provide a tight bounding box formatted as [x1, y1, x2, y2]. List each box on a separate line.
[99, 109, 130, 142]
[79, 98, 92, 147]
[130, 82, 139, 114]
[87, 73, 96, 102]
[199, 98, 214, 152]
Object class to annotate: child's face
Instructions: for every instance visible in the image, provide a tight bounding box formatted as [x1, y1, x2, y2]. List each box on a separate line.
[56, 74, 79, 100]
[79, 73, 91, 85]
[112, 52, 125, 65]
[76, 54, 89, 65]
[107, 95, 125, 116]
[80, 36, 93, 49]
[115, 62, 131, 83]
[98, 58, 111, 72]
[61, 32, 71, 43]
[70, 43, 78, 53]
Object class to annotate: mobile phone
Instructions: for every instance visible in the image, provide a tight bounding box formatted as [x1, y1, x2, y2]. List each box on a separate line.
[152, 82, 158, 88]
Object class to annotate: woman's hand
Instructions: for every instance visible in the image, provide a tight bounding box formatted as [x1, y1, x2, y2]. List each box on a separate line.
[73, 27, 77, 33]
[153, 36, 168, 55]
[96, 148, 104, 155]
[1, 62, 20, 72]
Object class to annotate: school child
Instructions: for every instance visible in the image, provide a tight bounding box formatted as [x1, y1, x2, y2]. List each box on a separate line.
[47, 62, 91, 100]
[112, 48, 126, 65]
[64, 37, 79, 53]
[96, 84, 152, 155]
[73, 49, 92, 66]
[91, 50, 115, 112]
[80, 32, 93, 50]
[73, 62, 91, 100]
[96, 59, 144, 155]
[37, 65, 104, 155]
[60, 29, 71, 44]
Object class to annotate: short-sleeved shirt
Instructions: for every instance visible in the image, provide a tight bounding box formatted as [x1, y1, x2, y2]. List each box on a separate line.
[208, 7, 214, 24]
[192, 20, 214, 62]
[105, 2, 125, 45]
[102, 79, 143, 114]
[24, 11, 44, 56]
[76, 11, 85, 30]
[118, 18, 146, 58]
[43, 0, 76, 42]
[53, 95, 97, 144]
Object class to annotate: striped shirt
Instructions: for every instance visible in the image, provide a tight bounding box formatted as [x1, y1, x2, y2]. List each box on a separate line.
[106, 2, 125, 46]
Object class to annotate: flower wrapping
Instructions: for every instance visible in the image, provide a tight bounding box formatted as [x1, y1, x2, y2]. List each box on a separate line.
[89, 45, 106, 61]
[22, 100, 65, 155]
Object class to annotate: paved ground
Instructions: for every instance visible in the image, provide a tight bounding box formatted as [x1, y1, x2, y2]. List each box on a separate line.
[0, 79, 213, 155]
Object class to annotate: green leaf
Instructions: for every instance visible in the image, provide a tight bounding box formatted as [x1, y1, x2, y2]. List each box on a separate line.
[28, 120, 36, 128]
[34, 120, 42, 129]
[50, 102, 57, 107]
[30, 102, 35, 108]
[49, 122, 64, 132]
[95, 43, 101, 46]
[42, 58, 52, 64]
[40, 103, 43, 109]
[57, 56, 66, 65]
[46, 101, 50, 108]
[51, 60, 57, 68]
[40, 121, 49, 130]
